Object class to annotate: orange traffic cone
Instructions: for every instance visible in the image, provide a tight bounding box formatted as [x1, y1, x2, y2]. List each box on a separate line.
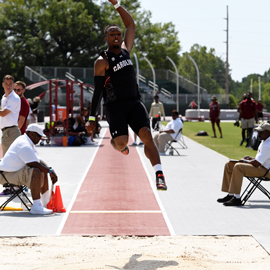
[52, 185, 66, 213]
[47, 189, 55, 210]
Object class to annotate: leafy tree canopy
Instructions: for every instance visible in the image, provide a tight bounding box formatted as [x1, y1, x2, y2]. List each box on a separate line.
[179, 44, 228, 94]
[0, 0, 180, 80]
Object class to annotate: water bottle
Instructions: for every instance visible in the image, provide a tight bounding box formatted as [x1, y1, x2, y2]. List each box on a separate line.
[169, 149, 173, 156]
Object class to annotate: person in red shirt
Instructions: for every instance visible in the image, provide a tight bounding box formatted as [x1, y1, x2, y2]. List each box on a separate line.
[239, 92, 258, 147]
[209, 96, 223, 138]
[257, 100, 264, 122]
[188, 99, 198, 109]
[14, 81, 30, 134]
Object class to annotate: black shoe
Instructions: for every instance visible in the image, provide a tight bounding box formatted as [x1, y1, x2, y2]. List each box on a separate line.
[240, 140, 244, 146]
[156, 174, 167, 191]
[223, 197, 242, 206]
[217, 194, 234, 203]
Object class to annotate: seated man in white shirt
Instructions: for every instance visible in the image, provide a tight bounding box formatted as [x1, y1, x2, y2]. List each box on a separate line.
[0, 124, 58, 215]
[153, 110, 183, 155]
[217, 121, 270, 206]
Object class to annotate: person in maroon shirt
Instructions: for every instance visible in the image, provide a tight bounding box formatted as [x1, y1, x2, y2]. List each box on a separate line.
[239, 92, 258, 147]
[188, 99, 198, 109]
[257, 100, 264, 122]
[14, 81, 30, 134]
[209, 96, 223, 138]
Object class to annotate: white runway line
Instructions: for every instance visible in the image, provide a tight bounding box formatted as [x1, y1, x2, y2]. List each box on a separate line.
[70, 210, 162, 214]
[55, 127, 107, 235]
[131, 128, 176, 236]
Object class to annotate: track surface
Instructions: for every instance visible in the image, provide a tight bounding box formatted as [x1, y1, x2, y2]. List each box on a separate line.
[61, 130, 170, 236]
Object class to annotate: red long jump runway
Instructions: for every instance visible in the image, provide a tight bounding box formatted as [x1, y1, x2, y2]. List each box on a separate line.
[61, 129, 170, 236]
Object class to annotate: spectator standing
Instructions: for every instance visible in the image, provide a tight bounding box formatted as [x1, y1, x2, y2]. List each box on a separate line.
[237, 93, 246, 113]
[14, 81, 30, 134]
[0, 75, 21, 156]
[149, 95, 165, 131]
[153, 110, 183, 155]
[188, 99, 198, 109]
[239, 92, 257, 147]
[257, 100, 264, 122]
[209, 96, 223, 138]
[26, 99, 36, 126]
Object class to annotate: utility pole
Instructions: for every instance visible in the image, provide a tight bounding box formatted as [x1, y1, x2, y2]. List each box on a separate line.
[224, 6, 229, 105]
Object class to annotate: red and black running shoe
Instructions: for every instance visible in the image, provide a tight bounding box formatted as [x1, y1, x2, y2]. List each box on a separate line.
[118, 146, 129, 155]
[156, 174, 167, 191]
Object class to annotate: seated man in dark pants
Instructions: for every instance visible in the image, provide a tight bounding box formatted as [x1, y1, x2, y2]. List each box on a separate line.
[217, 122, 270, 206]
[0, 124, 58, 215]
[73, 107, 96, 144]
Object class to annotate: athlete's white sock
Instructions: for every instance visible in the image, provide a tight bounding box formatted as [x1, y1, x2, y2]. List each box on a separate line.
[154, 164, 162, 173]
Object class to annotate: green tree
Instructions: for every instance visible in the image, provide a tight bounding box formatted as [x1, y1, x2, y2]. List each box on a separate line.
[0, 0, 181, 81]
[262, 82, 270, 109]
[0, 0, 105, 79]
[229, 94, 237, 108]
[179, 44, 228, 94]
[262, 68, 270, 83]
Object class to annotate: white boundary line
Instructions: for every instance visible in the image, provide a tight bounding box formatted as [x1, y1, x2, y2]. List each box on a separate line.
[133, 130, 176, 236]
[70, 210, 162, 214]
[57, 126, 175, 236]
[55, 127, 107, 235]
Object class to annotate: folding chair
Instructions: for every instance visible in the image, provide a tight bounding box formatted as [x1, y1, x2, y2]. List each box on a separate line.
[240, 169, 270, 205]
[0, 171, 32, 211]
[177, 129, 187, 149]
[164, 128, 186, 156]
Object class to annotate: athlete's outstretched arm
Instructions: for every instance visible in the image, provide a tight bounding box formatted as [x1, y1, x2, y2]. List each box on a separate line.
[108, 0, 135, 52]
[86, 58, 107, 133]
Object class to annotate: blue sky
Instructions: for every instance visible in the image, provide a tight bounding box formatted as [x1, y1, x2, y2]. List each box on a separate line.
[139, 0, 270, 82]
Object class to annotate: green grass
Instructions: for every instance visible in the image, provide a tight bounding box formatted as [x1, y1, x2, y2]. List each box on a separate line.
[161, 121, 256, 160]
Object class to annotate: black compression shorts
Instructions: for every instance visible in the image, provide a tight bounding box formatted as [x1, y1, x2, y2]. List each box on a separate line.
[105, 99, 150, 139]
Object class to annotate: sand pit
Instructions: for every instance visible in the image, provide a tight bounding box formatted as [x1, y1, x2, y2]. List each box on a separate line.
[1, 235, 269, 269]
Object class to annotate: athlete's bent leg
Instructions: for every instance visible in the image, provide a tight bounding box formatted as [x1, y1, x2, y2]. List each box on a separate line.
[139, 127, 167, 190]
[111, 135, 129, 151]
[138, 127, 160, 166]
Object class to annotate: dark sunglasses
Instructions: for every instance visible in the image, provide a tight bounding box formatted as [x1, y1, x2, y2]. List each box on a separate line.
[14, 88, 23, 92]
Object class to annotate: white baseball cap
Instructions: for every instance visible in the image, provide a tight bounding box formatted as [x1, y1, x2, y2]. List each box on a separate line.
[254, 122, 270, 132]
[26, 123, 46, 137]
